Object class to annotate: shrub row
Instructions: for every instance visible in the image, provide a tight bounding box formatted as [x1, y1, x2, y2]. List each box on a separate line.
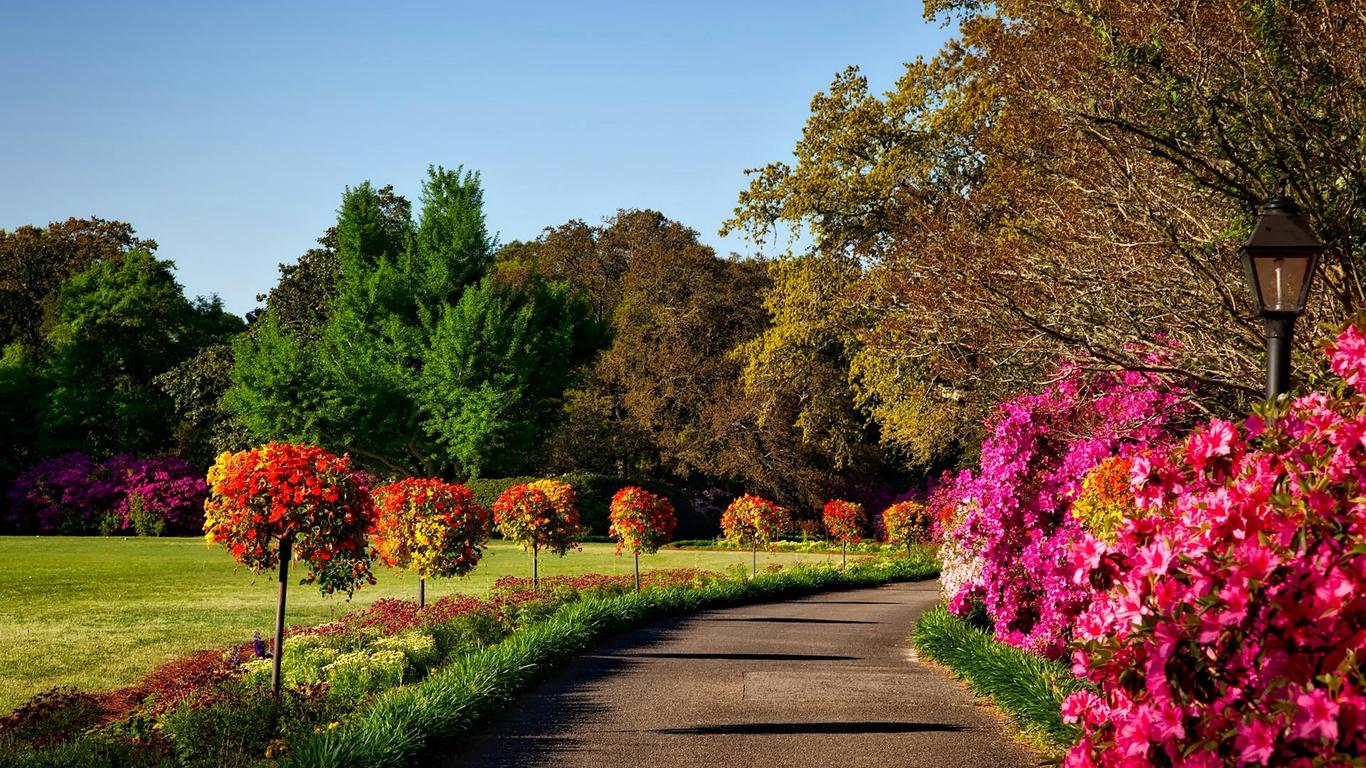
[466, 474, 705, 538]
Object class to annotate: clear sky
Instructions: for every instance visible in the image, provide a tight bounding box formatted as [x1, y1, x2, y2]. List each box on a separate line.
[1, 1, 953, 317]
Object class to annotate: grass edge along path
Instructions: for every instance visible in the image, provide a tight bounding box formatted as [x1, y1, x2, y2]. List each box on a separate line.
[285, 558, 938, 768]
[912, 605, 1088, 754]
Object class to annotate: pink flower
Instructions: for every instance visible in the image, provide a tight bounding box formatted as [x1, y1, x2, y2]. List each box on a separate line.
[1292, 688, 1340, 743]
[1185, 419, 1238, 473]
[1327, 324, 1366, 389]
[1236, 717, 1277, 764]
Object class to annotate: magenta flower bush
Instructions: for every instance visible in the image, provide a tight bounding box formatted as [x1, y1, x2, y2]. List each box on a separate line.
[942, 363, 1188, 657]
[1062, 326, 1366, 765]
[6, 453, 207, 534]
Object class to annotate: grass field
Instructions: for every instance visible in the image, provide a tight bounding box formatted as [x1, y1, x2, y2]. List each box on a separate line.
[0, 536, 842, 711]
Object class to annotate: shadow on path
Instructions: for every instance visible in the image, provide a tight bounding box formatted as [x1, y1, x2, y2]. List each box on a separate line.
[655, 721, 969, 736]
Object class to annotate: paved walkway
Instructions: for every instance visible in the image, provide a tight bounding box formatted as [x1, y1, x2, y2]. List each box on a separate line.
[440, 580, 1036, 767]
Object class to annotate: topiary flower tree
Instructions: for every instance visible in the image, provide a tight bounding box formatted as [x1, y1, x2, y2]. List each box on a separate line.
[204, 443, 374, 696]
[493, 481, 582, 589]
[881, 501, 935, 556]
[372, 478, 490, 608]
[608, 486, 677, 591]
[720, 493, 792, 576]
[821, 499, 866, 570]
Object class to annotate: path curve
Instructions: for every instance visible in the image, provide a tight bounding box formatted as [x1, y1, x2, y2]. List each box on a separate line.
[440, 580, 1036, 767]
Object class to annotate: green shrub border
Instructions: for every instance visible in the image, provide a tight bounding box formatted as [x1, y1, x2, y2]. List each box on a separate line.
[284, 557, 938, 768]
[912, 605, 1088, 750]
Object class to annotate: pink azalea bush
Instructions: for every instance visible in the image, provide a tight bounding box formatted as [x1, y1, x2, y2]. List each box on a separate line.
[6, 453, 207, 534]
[942, 363, 1188, 657]
[1062, 326, 1366, 765]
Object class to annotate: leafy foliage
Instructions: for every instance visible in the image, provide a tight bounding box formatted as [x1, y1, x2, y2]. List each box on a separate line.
[229, 168, 600, 480]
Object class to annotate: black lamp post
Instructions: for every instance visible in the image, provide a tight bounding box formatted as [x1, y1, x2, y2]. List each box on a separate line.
[1239, 184, 1324, 399]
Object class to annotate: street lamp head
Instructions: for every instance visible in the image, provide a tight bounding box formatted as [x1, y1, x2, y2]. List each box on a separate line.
[1239, 188, 1324, 318]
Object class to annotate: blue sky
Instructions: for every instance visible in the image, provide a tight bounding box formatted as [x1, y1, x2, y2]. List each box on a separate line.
[1, 1, 953, 316]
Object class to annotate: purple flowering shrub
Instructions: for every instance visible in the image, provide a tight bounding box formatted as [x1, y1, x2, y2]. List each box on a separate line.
[6, 453, 207, 535]
[941, 363, 1188, 658]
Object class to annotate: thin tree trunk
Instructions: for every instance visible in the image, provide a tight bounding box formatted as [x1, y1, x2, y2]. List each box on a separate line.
[419, 577, 425, 608]
[842, 541, 847, 571]
[633, 553, 641, 593]
[533, 544, 539, 591]
[752, 543, 757, 577]
[271, 536, 292, 698]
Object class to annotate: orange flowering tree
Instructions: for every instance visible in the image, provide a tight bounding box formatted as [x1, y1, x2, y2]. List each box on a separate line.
[821, 499, 866, 569]
[372, 478, 490, 607]
[720, 493, 792, 576]
[203, 442, 374, 694]
[881, 501, 934, 555]
[608, 486, 677, 590]
[493, 481, 583, 588]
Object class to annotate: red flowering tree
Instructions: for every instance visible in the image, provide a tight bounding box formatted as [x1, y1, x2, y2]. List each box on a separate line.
[372, 478, 490, 607]
[882, 501, 935, 554]
[608, 486, 677, 590]
[720, 493, 792, 576]
[203, 442, 374, 694]
[821, 499, 866, 569]
[493, 481, 583, 588]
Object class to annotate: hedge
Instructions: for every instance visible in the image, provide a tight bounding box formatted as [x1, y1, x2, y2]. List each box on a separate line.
[465, 474, 707, 538]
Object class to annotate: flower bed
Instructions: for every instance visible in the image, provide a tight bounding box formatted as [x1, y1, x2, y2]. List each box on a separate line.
[0, 559, 934, 768]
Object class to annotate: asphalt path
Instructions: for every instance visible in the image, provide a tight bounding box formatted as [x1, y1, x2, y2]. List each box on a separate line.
[441, 580, 1037, 767]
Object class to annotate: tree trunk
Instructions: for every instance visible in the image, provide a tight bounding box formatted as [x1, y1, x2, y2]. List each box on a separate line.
[533, 544, 539, 591]
[842, 541, 847, 571]
[633, 553, 641, 593]
[271, 536, 292, 698]
[752, 543, 757, 577]
[419, 577, 425, 608]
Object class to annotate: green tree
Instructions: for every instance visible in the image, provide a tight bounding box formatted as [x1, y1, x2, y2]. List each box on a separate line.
[40, 250, 242, 456]
[229, 166, 601, 479]
[421, 274, 601, 478]
[0, 218, 156, 350]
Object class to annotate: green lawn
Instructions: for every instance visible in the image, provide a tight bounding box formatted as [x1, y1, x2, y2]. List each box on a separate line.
[0, 536, 841, 711]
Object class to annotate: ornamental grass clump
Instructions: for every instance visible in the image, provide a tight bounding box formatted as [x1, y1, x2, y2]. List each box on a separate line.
[1062, 325, 1366, 766]
[720, 493, 792, 576]
[372, 478, 490, 607]
[821, 499, 866, 569]
[204, 443, 375, 695]
[492, 481, 583, 589]
[608, 486, 678, 590]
